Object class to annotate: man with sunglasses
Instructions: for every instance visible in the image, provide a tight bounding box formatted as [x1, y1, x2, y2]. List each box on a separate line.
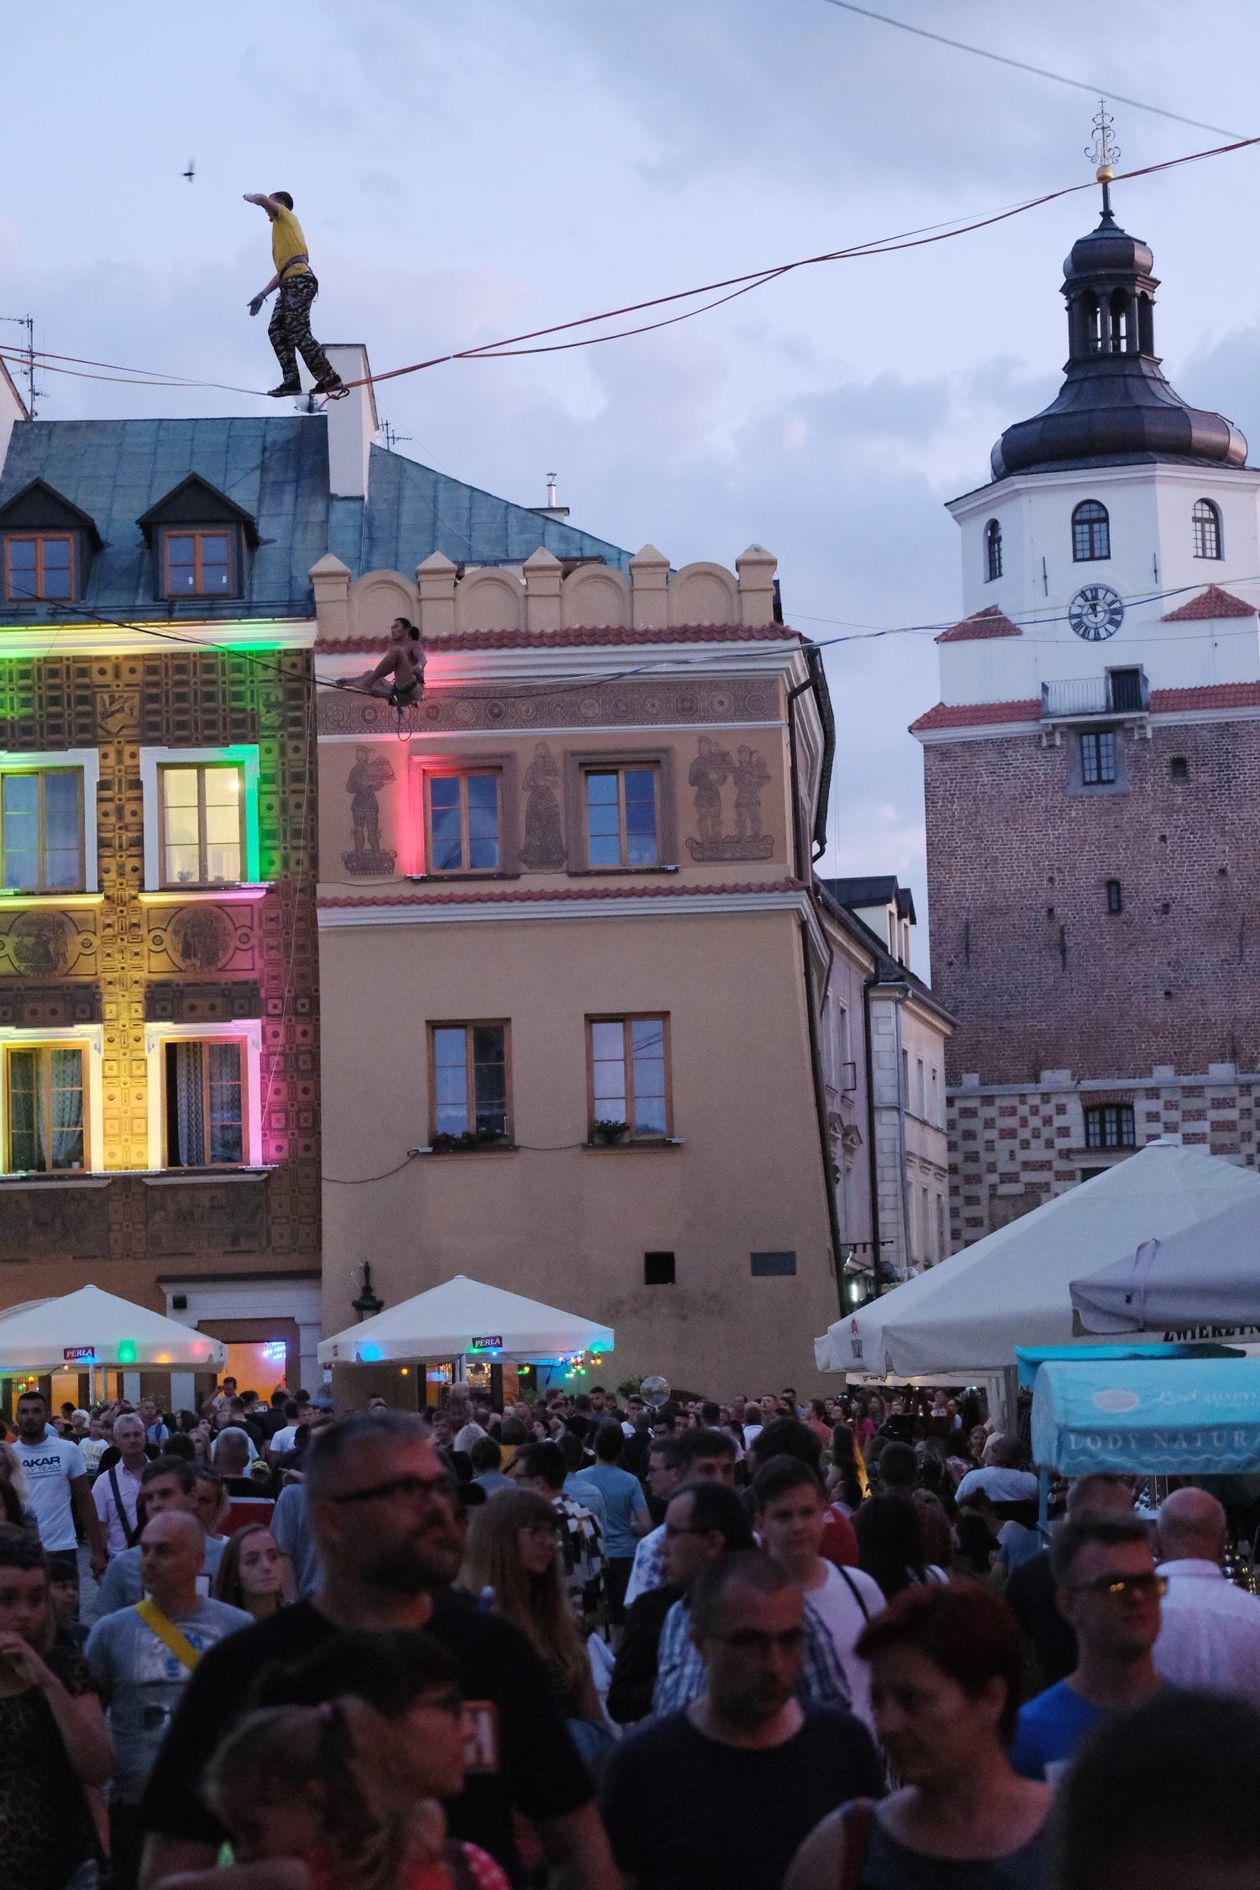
[1010, 1510, 1165, 1782]
[138, 1412, 618, 1890]
[602, 1552, 881, 1890]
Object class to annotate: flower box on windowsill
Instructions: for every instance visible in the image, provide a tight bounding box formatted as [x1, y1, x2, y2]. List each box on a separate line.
[584, 1135, 682, 1152]
[426, 1129, 515, 1156]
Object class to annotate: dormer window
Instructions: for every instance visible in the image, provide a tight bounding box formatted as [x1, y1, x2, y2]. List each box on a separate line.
[137, 476, 258, 605]
[1072, 500, 1110, 563]
[3, 535, 74, 602]
[0, 479, 101, 605]
[1192, 498, 1223, 560]
[162, 529, 236, 598]
[984, 519, 1002, 582]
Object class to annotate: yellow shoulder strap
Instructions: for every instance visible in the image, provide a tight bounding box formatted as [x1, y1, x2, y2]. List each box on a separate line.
[134, 1596, 201, 1672]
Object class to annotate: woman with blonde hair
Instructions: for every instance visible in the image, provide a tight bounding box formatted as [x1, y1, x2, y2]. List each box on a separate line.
[457, 1488, 605, 1738]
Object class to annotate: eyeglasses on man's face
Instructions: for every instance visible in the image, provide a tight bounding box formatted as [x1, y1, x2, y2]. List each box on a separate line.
[330, 1471, 456, 1508]
[1067, 1572, 1167, 1602]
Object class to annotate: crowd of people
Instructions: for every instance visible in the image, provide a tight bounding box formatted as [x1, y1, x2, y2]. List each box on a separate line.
[0, 1373, 1258, 1890]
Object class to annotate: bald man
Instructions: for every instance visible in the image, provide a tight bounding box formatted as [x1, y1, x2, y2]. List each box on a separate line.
[87, 1511, 250, 1890]
[1154, 1485, 1260, 1701]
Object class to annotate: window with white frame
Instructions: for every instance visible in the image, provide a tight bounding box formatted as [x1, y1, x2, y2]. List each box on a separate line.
[146, 1023, 262, 1170]
[0, 752, 99, 894]
[139, 747, 260, 892]
[0, 1027, 104, 1175]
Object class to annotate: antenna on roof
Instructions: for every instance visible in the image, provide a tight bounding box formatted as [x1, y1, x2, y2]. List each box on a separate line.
[0, 315, 42, 418]
[380, 419, 413, 453]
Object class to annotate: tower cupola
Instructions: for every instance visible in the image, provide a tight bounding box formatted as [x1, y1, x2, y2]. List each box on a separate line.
[991, 107, 1246, 480]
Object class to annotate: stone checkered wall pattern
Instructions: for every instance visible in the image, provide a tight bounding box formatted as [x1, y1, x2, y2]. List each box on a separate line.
[948, 1074, 1257, 1245]
[0, 649, 319, 1265]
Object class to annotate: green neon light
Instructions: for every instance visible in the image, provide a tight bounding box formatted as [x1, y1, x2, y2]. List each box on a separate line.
[219, 746, 263, 883]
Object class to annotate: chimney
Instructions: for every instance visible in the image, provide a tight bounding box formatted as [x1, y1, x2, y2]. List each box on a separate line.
[0, 358, 28, 476]
[532, 470, 570, 523]
[322, 344, 379, 501]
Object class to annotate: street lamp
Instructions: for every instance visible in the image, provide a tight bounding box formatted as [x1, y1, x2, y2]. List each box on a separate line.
[352, 1263, 384, 1322]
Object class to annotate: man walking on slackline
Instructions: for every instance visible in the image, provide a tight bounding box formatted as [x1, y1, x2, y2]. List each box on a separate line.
[243, 191, 344, 398]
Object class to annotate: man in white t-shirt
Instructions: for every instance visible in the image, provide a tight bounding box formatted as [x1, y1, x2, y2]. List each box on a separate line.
[92, 1412, 149, 1559]
[754, 1454, 884, 1730]
[954, 1434, 1039, 1508]
[15, 1388, 106, 1580]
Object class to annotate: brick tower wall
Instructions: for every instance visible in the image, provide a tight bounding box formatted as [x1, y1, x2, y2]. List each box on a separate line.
[924, 715, 1260, 1087]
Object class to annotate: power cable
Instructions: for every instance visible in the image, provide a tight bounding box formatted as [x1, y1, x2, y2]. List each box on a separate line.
[816, 0, 1249, 142]
[3, 133, 1258, 401]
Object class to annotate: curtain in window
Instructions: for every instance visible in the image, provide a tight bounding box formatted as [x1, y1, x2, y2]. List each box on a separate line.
[8, 1051, 37, 1170]
[207, 1043, 243, 1163]
[48, 1049, 83, 1169]
[173, 1041, 206, 1166]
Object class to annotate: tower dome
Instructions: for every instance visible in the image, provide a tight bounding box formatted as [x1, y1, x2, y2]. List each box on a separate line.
[991, 195, 1247, 479]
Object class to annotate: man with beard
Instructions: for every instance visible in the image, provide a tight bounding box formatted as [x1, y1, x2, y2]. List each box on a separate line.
[137, 1412, 617, 1890]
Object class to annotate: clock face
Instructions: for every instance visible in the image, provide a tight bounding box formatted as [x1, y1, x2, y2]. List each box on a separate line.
[1069, 583, 1125, 641]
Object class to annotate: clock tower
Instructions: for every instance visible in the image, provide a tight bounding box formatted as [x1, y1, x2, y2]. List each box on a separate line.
[914, 120, 1260, 1248]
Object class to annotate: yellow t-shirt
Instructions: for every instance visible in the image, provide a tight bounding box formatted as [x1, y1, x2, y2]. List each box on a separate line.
[271, 206, 311, 278]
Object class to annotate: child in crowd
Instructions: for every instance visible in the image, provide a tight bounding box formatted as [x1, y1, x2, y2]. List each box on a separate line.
[206, 1630, 509, 1890]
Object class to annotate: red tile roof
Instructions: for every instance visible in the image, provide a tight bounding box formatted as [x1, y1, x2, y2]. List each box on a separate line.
[910, 699, 1041, 733]
[1162, 585, 1257, 621]
[1151, 680, 1260, 713]
[319, 877, 806, 910]
[911, 679, 1260, 735]
[314, 624, 799, 654]
[935, 606, 1023, 644]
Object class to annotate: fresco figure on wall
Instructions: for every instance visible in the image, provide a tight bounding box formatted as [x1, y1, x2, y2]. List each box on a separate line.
[686, 737, 775, 862]
[688, 737, 733, 846]
[518, 742, 566, 869]
[732, 745, 771, 842]
[342, 746, 396, 875]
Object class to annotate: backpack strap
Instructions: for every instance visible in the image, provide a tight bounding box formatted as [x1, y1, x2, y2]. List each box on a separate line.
[108, 1466, 140, 1550]
[835, 1563, 873, 1622]
[133, 1597, 201, 1672]
[838, 1799, 877, 1890]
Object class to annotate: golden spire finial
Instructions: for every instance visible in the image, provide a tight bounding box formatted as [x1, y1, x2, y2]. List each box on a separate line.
[1086, 98, 1120, 183]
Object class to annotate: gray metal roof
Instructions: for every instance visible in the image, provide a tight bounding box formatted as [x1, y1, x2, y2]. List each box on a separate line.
[0, 417, 632, 623]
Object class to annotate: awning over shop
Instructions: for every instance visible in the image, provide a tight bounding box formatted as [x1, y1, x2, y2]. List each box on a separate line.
[320, 1274, 614, 1367]
[1031, 1356, 1260, 1477]
[815, 1140, 1260, 1381]
[0, 1284, 225, 1372]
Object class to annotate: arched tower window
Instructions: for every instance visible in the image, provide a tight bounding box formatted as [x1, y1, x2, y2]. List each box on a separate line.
[1192, 498, 1222, 560]
[984, 519, 1002, 582]
[1072, 500, 1110, 563]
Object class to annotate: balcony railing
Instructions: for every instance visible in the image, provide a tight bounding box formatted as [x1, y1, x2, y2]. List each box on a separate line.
[1041, 668, 1149, 720]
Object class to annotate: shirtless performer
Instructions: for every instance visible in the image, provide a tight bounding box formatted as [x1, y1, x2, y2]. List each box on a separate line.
[357, 618, 427, 707]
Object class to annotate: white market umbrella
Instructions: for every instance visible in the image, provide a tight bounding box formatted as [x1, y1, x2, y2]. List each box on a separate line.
[320, 1273, 614, 1366]
[0, 1284, 225, 1373]
[815, 1140, 1260, 1382]
[1070, 1193, 1260, 1336]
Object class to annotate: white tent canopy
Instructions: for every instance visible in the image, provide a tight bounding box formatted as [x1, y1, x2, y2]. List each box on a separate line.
[816, 1141, 1260, 1382]
[0, 1284, 225, 1373]
[1071, 1193, 1260, 1336]
[320, 1275, 614, 1367]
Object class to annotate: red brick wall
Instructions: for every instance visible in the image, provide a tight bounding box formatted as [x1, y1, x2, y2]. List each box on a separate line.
[924, 714, 1260, 1084]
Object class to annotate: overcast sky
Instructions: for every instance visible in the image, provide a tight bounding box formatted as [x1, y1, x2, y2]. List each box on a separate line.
[4, 0, 1260, 959]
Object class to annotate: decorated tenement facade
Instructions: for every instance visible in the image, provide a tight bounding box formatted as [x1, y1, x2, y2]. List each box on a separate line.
[914, 180, 1260, 1245]
[313, 504, 849, 1391]
[0, 364, 321, 1394]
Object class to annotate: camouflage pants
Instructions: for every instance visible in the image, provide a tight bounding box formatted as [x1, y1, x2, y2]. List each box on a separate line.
[268, 273, 333, 383]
